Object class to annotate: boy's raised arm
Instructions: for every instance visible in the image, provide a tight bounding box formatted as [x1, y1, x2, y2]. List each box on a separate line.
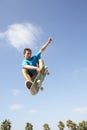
[40, 37, 52, 53]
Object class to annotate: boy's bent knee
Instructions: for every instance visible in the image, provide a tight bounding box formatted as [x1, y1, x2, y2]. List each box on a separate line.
[22, 68, 32, 82]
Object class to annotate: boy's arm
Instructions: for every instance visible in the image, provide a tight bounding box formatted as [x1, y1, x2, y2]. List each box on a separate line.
[23, 65, 41, 72]
[39, 37, 52, 53]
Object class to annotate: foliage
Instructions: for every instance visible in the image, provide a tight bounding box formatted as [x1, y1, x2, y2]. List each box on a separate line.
[25, 122, 33, 130]
[0, 119, 87, 130]
[0, 120, 11, 130]
[43, 123, 50, 130]
[58, 121, 65, 130]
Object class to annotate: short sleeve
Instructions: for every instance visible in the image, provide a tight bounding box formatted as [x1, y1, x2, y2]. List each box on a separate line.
[22, 59, 29, 67]
[35, 51, 41, 60]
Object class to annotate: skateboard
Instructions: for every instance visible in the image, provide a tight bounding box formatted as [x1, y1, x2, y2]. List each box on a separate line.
[30, 66, 49, 95]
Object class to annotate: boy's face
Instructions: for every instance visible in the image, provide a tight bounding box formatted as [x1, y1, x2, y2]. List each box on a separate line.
[24, 50, 31, 60]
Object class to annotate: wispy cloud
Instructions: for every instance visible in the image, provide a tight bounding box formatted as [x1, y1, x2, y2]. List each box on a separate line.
[9, 103, 23, 110]
[11, 89, 20, 96]
[28, 109, 38, 114]
[0, 23, 43, 51]
[73, 106, 87, 113]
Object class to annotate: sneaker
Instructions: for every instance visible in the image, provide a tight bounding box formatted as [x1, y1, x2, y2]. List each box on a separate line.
[25, 81, 32, 89]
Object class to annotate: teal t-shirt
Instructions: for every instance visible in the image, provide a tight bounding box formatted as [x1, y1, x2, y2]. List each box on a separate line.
[22, 51, 41, 73]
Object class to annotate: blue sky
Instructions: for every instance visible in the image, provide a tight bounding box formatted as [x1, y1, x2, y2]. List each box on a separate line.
[0, 0, 87, 130]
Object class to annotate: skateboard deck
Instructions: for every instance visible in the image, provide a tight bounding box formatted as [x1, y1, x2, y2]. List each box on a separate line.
[30, 66, 49, 95]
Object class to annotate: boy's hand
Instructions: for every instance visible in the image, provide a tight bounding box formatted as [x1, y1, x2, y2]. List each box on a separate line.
[36, 67, 44, 73]
[48, 37, 52, 44]
[36, 67, 42, 73]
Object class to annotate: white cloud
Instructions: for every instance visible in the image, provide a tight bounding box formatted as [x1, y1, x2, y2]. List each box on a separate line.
[9, 103, 23, 110]
[73, 106, 87, 113]
[0, 23, 43, 50]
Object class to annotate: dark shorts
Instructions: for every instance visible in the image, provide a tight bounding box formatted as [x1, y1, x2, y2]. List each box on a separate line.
[29, 71, 37, 80]
[29, 71, 33, 77]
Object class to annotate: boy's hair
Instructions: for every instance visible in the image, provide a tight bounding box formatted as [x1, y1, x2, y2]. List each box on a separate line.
[23, 48, 32, 54]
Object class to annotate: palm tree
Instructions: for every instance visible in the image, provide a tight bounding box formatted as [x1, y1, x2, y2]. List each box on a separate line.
[82, 121, 87, 130]
[43, 123, 50, 130]
[66, 120, 77, 130]
[58, 121, 65, 130]
[78, 122, 84, 130]
[71, 122, 77, 130]
[25, 122, 33, 130]
[1, 119, 11, 130]
[78, 121, 87, 130]
[66, 120, 73, 130]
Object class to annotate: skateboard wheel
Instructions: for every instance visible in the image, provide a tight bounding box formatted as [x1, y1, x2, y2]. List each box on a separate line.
[40, 87, 44, 91]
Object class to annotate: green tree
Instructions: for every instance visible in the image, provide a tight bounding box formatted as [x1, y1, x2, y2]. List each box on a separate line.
[66, 120, 77, 130]
[1, 119, 11, 130]
[43, 123, 50, 130]
[71, 122, 77, 130]
[25, 122, 33, 130]
[58, 121, 65, 130]
[78, 121, 87, 130]
[66, 120, 73, 130]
